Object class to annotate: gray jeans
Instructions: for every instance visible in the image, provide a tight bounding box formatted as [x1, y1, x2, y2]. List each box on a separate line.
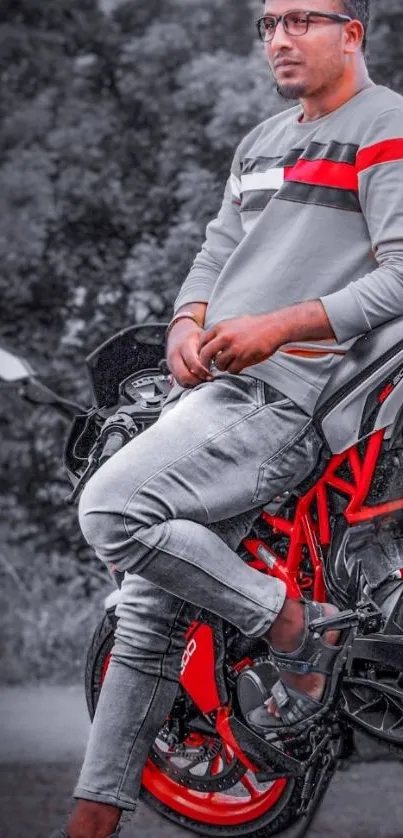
[74, 373, 321, 810]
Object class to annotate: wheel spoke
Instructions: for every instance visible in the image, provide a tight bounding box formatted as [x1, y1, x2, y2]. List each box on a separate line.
[239, 773, 260, 799]
[222, 744, 234, 764]
[145, 746, 288, 823]
[210, 755, 222, 776]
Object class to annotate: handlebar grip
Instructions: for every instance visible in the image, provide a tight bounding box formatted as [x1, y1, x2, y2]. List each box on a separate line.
[98, 431, 126, 465]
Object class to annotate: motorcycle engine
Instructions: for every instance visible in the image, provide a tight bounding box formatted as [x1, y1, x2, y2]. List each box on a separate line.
[331, 521, 403, 749]
[325, 516, 403, 610]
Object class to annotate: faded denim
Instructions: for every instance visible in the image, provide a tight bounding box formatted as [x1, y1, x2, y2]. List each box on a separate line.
[74, 373, 321, 810]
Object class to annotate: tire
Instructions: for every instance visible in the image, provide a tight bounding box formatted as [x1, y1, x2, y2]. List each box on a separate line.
[140, 777, 303, 838]
[85, 611, 117, 719]
[85, 612, 305, 837]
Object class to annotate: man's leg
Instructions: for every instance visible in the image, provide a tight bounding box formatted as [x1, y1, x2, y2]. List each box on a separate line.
[79, 375, 319, 636]
[65, 510, 262, 838]
[65, 375, 321, 837]
[67, 575, 198, 837]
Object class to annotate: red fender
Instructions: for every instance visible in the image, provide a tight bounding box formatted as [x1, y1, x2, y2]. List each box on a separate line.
[180, 622, 221, 713]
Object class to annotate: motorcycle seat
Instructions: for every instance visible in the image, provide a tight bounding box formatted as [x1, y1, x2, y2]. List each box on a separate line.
[314, 316, 403, 454]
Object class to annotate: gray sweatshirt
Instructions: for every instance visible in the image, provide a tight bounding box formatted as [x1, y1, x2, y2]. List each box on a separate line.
[172, 84, 403, 415]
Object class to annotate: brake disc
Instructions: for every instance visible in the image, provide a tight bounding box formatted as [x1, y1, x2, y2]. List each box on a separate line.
[150, 733, 247, 792]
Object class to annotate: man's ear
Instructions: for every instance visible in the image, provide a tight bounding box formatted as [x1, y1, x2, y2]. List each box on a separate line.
[344, 20, 365, 55]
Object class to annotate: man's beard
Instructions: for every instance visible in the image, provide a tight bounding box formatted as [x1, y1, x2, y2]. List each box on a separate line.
[276, 82, 306, 100]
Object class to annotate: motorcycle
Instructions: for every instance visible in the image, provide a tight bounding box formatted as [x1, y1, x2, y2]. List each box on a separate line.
[3, 318, 403, 838]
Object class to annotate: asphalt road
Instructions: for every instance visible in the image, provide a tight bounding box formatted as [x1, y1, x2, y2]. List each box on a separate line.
[1, 685, 403, 838]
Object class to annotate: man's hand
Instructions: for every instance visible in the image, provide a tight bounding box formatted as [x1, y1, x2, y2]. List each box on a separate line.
[198, 302, 335, 374]
[199, 314, 280, 374]
[166, 319, 214, 387]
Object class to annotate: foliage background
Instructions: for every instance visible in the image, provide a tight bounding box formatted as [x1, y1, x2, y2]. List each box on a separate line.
[0, 0, 402, 682]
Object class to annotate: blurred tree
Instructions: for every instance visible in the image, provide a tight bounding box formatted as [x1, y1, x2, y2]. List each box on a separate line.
[367, 0, 403, 90]
[0, 0, 402, 679]
[0, 0, 283, 602]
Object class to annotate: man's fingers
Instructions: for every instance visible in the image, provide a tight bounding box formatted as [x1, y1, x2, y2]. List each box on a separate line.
[225, 358, 244, 374]
[170, 355, 199, 387]
[182, 350, 213, 380]
[176, 348, 214, 384]
[212, 350, 241, 372]
[198, 328, 217, 349]
[199, 337, 227, 367]
[217, 351, 231, 369]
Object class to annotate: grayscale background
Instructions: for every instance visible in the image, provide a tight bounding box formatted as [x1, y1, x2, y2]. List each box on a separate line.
[0, 1, 402, 836]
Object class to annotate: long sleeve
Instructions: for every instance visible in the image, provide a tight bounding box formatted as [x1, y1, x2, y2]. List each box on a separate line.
[173, 151, 245, 314]
[320, 107, 403, 343]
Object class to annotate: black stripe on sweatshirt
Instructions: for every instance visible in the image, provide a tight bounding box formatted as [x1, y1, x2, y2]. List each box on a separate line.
[242, 141, 359, 175]
[301, 140, 358, 164]
[275, 181, 361, 212]
[240, 189, 278, 213]
[242, 151, 301, 174]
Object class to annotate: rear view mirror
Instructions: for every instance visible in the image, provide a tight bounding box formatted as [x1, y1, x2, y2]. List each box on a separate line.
[0, 347, 35, 383]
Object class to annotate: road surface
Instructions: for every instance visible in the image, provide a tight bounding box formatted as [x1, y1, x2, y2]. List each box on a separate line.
[1, 685, 403, 838]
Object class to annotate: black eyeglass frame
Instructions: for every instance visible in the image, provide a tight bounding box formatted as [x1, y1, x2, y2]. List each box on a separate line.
[256, 10, 353, 42]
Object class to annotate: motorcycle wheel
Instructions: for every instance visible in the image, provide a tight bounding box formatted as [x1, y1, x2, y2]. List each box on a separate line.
[85, 612, 307, 837]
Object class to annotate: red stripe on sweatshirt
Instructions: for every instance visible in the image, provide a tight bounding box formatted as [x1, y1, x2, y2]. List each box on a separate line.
[284, 159, 358, 191]
[356, 138, 403, 173]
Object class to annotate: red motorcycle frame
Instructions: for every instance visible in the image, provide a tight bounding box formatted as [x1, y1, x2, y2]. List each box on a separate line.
[111, 426, 403, 827]
[174, 428, 403, 745]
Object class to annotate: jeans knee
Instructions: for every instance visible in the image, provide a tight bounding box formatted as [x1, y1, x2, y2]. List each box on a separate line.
[78, 471, 124, 559]
[112, 631, 183, 682]
[77, 456, 168, 571]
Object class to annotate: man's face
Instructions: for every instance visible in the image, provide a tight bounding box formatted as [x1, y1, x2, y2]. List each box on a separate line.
[262, 0, 353, 100]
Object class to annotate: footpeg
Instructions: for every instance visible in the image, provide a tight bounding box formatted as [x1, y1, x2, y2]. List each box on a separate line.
[309, 605, 383, 636]
[225, 712, 306, 776]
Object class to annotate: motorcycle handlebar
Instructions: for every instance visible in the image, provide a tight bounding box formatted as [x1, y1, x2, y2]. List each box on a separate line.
[98, 431, 127, 465]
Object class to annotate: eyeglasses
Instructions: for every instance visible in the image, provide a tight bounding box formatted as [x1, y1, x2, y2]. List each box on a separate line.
[256, 10, 353, 42]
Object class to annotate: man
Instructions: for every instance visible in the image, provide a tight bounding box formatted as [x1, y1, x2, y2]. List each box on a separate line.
[57, 1, 403, 835]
